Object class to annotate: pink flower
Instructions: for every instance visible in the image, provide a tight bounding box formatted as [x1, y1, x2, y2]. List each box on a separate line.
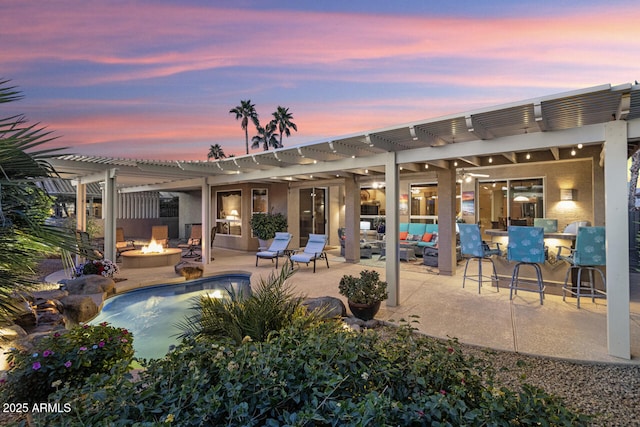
[82, 324, 89, 329]
[439, 389, 446, 395]
[447, 347, 454, 354]
[0, 378, 7, 384]
[122, 329, 129, 335]
[64, 361, 72, 368]
[32, 362, 41, 370]
[121, 338, 128, 343]
[98, 341, 105, 348]
[53, 332, 60, 338]
[100, 322, 108, 327]
[43, 350, 53, 358]
[79, 346, 87, 352]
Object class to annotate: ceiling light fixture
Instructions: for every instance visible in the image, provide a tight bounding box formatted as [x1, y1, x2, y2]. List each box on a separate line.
[571, 148, 577, 156]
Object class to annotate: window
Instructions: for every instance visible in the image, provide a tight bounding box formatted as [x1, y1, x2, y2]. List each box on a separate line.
[409, 183, 461, 223]
[252, 189, 268, 214]
[477, 178, 544, 229]
[216, 190, 242, 236]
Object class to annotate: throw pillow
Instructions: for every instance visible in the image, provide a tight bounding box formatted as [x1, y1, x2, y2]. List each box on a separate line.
[422, 232, 433, 242]
[412, 234, 421, 241]
[399, 231, 408, 240]
[407, 233, 415, 241]
[431, 233, 438, 244]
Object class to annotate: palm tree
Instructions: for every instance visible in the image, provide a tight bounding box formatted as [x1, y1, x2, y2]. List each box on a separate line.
[207, 144, 226, 160]
[251, 121, 279, 152]
[272, 106, 297, 149]
[0, 79, 77, 322]
[229, 100, 259, 155]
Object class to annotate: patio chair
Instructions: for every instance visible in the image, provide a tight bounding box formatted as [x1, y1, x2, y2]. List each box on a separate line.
[290, 234, 329, 273]
[151, 225, 169, 248]
[75, 230, 104, 260]
[563, 220, 591, 234]
[533, 218, 558, 233]
[193, 226, 216, 262]
[256, 232, 292, 269]
[178, 224, 202, 258]
[116, 227, 136, 258]
[458, 224, 502, 293]
[507, 226, 546, 304]
[556, 226, 606, 308]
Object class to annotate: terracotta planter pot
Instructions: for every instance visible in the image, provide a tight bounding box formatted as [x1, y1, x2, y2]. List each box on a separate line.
[348, 300, 381, 321]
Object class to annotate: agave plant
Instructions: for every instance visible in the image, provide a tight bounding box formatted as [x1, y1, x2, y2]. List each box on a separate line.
[0, 78, 77, 322]
[177, 263, 322, 345]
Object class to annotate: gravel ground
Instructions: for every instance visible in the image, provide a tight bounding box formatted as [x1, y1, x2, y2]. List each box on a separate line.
[457, 344, 640, 426]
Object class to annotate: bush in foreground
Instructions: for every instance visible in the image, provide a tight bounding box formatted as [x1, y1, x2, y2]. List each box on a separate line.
[0, 323, 134, 405]
[34, 319, 589, 426]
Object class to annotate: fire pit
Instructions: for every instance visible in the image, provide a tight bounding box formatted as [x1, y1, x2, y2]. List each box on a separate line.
[121, 239, 182, 268]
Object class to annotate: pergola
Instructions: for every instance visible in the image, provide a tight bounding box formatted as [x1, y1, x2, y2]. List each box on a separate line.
[50, 82, 640, 359]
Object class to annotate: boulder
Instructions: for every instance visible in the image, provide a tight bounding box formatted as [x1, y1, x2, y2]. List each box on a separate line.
[59, 294, 100, 324]
[175, 261, 204, 280]
[63, 275, 116, 296]
[303, 296, 347, 318]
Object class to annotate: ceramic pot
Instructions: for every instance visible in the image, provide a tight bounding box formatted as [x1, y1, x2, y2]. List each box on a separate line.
[348, 300, 381, 321]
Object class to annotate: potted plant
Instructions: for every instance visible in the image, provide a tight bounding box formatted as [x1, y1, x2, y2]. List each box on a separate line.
[250, 212, 288, 248]
[338, 270, 388, 320]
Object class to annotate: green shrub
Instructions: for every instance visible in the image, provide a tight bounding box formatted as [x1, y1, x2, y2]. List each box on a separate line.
[34, 320, 589, 426]
[177, 263, 319, 345]
[0, 322, 134, 405]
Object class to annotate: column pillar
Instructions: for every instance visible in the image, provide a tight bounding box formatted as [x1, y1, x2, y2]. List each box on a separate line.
[344, 176, 360, 263]
[437, 166, 457, 276]
[385, 152, 399, 306]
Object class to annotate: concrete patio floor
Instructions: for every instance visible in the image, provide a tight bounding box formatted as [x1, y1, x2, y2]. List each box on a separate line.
[52, 245, 640, 365]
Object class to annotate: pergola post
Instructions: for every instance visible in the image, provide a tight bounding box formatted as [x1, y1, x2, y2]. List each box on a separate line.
[201, 178, 211, 264]
[344, 176, 360, 262]
[102, 169, 117, 262]
[385, 152, 399, 306]
[604, 121, 631, 359]
[437, 165, 457, 276]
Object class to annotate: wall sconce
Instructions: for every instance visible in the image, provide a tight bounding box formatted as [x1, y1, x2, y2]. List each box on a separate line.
[560, 189, 576, 201]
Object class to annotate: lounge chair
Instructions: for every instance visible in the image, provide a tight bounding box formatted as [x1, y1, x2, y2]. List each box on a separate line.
[116, 227, 136, 258]
[290, 234, 329, 273]
[256, 232, 292, 269]
[151, 225, 169, 248]
[75, 230, 104, 260]
[178, 224, 202, 258]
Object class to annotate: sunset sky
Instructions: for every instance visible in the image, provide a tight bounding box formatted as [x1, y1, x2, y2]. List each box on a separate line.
[2, 0, 639, 161]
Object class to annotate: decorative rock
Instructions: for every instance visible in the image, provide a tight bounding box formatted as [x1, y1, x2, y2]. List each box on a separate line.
[13, 302, 36, 330]
[303, 296, 347, 318]
[32, 289, 68, 302]
[0, 324, 27, 340]
[59, 294, 100, 324]
[63, 275, 116, 296]
[363, 319, 381, 329]
[174, 261, 204, 280]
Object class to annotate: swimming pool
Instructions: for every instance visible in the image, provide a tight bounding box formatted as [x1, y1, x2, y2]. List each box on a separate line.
[90, 273, 251, 360]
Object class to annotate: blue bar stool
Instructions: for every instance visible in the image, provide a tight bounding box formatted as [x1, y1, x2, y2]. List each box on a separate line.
[556, 226, 606, 308]
[507, 226, 546, 304]
[458, 224, 502, 293]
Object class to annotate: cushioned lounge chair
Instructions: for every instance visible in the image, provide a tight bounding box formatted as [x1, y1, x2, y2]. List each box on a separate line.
[116, 227, 136, 258]
[256, 232, 292, 269]
[178, 224, 202, 258]
[76, 230, 103, 260]
[290, 234, 329, 273]
[151, 225, 169, 248]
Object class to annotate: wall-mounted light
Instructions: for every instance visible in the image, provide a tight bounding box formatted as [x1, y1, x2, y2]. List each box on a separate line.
[525, 152, 531, 160]
[570, 148, 577, 156]
[488, 157, 493, 163]
[560, 189, 576, 201]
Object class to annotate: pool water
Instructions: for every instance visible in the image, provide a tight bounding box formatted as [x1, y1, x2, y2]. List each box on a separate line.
[90, 273, 251, 360]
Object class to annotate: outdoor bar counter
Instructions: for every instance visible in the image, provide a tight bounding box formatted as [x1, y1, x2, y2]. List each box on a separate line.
[483, 229, 588, 295]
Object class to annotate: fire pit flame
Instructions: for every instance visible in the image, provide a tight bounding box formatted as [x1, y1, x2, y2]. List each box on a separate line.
[141, 239, 165, 254]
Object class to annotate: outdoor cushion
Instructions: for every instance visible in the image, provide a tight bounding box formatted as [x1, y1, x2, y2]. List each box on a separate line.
[422, 232, 433, 242]
[399, 231, 408, 240]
